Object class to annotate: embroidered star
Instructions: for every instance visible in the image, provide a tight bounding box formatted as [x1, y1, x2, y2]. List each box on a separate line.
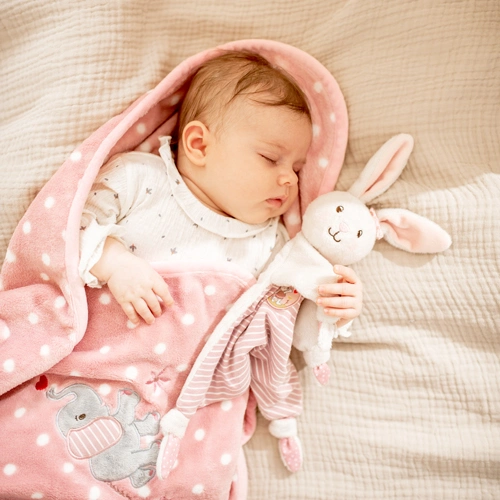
[129, 244, 137, 252]
[171, 248, 177, 255]
[146, 188, 152, 194]
[175, 179, 180, 185]
[193, 223, 198, 228]
[145, 368, 171, 396]
[80, 226, 87, 231]
[114, 193, 119, 199]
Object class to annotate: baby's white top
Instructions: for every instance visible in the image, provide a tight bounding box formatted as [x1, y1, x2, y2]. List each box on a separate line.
[79, 142, 288, 286]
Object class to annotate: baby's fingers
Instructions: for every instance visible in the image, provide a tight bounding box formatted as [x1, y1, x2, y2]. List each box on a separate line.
[317, 295, 358, 311]
[323, 307, 359, 320]
[121, 302, 141, 325]
[153, 279, 174, 307]
[318, 281, 357, 298]
[332, 265, 359, 284]
[142, 290, 164, 319]
[132, 297, 156, 325]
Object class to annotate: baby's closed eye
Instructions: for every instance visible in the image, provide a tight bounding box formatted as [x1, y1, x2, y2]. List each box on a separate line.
[260, 154, 278, 164]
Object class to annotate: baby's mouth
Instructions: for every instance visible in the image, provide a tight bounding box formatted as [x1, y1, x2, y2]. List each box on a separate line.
[266, 196, 287, 207]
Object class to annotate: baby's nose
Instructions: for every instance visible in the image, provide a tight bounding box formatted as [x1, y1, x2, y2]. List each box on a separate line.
[339, 221, 350, 233]
[278, 167, 299, 186]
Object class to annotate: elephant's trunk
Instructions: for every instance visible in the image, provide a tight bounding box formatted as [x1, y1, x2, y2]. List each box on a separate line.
[47, 383, 98, 402]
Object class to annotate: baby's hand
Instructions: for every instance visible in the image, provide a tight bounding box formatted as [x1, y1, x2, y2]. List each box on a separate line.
[90, 238, 173, 325]
[316, 265, 363, 328]
[106, 252, 174, 325]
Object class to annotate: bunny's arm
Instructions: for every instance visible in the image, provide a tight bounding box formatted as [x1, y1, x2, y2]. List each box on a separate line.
[270, 232, 338, 300]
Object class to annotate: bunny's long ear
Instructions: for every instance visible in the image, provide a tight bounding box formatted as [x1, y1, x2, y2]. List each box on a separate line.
[348, 134, 414, 203]
[376, 208, 452, 253]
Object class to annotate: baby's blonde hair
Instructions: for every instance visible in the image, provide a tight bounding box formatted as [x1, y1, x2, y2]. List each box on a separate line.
[177, 50, 311, 138]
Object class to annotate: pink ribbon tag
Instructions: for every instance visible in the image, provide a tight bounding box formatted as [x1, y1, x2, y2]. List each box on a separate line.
[279, 436, 303, 473]
[313, 363, 331, 385]
[157, 434, 181, 480]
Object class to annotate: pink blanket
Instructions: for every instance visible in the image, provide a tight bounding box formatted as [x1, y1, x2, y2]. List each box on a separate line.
[1, 263, 255, 498]
[0, 39, 348, 499]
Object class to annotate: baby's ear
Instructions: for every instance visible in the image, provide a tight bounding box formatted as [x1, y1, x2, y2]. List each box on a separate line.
[181, 120, 210, 166]
[376, 208, 452, 253]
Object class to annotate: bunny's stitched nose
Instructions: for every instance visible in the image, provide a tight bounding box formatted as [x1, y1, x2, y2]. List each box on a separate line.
[339, 221, 350, 232]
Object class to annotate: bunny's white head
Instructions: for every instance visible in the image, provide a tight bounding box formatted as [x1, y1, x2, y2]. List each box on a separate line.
[302, 191, 378, 265]
[300, 134, 451, 267]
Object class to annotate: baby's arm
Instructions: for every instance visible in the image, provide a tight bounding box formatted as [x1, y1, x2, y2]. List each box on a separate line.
[80, 154, 173, 325]
[316, 265, 363, 328]
[90, 237, 173, 325]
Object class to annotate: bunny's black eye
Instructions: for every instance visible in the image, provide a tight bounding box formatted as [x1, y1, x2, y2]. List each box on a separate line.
[336, 206, 344, 213]
[357, 230, 363, 238]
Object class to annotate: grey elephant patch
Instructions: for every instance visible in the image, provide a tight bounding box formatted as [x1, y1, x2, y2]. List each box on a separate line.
[47, 383, 160, 488]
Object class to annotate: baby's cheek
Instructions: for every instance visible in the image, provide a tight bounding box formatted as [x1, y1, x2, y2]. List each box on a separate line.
[286, 188, 299, 208]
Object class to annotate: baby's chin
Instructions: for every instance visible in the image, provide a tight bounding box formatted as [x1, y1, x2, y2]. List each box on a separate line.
[238, 210, 286, 225]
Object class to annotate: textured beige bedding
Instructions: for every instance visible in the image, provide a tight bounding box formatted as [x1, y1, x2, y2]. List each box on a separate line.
[1, 0, 499, 498]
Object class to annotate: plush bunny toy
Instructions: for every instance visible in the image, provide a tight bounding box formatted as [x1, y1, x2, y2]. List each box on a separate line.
[270, 133, 452, 385]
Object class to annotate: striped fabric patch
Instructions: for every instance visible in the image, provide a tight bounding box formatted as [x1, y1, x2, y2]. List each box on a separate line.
[177, 286, 303, 421]
[67, 417, 123, 459]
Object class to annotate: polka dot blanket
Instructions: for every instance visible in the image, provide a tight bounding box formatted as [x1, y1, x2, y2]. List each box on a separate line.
[0, 40, 347, 499]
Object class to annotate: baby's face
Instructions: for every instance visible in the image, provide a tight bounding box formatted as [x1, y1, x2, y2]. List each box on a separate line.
[201, 98, 312, 224]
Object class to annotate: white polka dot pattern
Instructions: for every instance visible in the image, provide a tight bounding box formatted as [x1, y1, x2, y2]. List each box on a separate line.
[194, 428, 205, 441]
[181, 313, 195, 325]
[3, 359, 15, 372]
[3, 464, 16, 476]
[36, 434, 50, 446]
[44, 197, 55, 209]
[192, 484, 204, 495]
[70, 150, 82, 162]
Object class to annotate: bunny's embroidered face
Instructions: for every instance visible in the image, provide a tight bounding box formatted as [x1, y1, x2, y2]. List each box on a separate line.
[301, 191, 377, 266]
[299, 134, 451, 269]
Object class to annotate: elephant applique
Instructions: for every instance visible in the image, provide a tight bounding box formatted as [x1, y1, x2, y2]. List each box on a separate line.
[47, 383, 160, 488]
